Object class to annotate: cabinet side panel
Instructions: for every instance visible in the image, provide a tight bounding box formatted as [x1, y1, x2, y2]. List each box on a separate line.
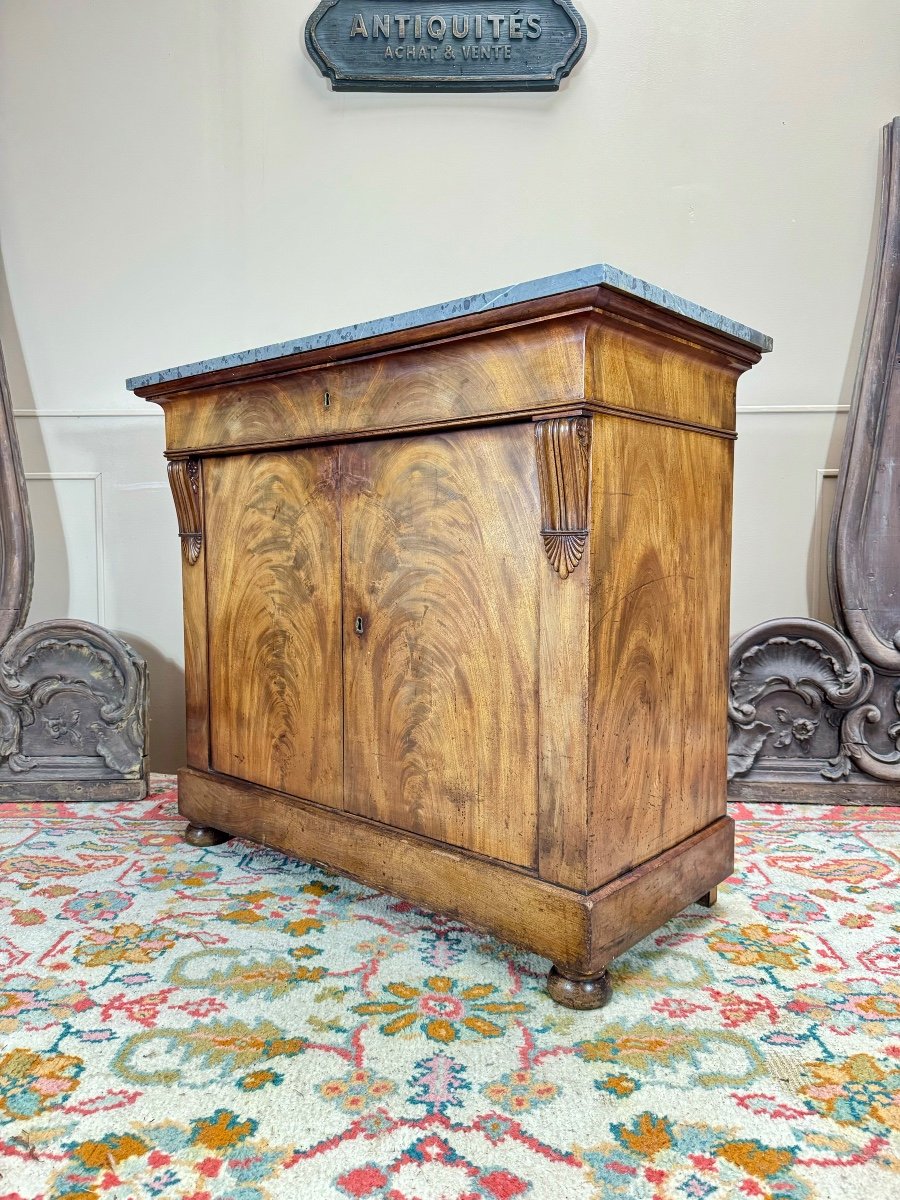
[204, 450, 344, 807]
[342, 424, 540, 867]
[587, 416, 733, 888]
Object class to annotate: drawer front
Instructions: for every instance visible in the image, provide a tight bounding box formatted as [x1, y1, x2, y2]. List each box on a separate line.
[161, 317, 586, 454]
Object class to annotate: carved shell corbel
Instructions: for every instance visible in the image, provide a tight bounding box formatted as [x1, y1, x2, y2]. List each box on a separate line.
[167, 459, 203, 565]
[534, 416, 591, 579]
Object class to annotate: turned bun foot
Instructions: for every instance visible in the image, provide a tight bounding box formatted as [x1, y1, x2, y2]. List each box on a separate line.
[697, 886, 718, 908]
[546, 966, 612, 1010]
[184, 823, 231, 847]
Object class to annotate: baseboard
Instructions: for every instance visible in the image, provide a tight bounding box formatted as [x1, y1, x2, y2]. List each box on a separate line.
[729, 778, 900, 805]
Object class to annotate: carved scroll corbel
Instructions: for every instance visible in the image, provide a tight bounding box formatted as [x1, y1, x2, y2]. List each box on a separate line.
[535, 416, 591, 578]
[167, 459, 203, 565]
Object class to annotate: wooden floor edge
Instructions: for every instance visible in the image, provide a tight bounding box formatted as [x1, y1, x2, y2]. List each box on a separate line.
[178, 767, 733, 976]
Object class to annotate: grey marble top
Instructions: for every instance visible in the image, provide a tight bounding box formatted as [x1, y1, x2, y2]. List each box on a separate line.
[126, 264, 772, 391]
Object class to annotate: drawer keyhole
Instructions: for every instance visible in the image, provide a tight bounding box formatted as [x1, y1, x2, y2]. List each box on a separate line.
[323, 391, 331, 408]
[354, 616, 364, 635]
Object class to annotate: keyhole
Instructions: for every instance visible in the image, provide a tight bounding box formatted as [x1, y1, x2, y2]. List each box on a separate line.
[323, 391, 331, 408]
[355, 616, 364, 635]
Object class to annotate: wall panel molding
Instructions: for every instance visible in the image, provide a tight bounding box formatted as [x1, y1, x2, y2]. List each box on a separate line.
[24, 471, 106, 625]
[736, 405, 849, 414]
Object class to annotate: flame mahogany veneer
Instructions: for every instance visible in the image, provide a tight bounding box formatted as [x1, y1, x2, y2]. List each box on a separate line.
[132, 277, 768, 1007]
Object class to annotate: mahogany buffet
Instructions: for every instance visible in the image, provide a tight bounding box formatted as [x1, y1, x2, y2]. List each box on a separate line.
[128, 267, 771, 1009]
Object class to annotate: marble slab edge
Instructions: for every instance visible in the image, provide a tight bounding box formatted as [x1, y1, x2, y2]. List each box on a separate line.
[126, 264, 773, 392]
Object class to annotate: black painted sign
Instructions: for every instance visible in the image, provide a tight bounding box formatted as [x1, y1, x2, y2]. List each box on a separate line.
[305, 1, 587, 91]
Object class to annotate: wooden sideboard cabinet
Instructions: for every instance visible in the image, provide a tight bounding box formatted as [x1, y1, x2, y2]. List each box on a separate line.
[129, 267, 771, 1008]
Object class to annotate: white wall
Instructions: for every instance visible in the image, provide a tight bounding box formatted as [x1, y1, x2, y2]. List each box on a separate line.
[1, 0, 898, 768]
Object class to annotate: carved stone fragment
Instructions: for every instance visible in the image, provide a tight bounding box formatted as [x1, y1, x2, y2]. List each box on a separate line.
[0, 619, 147, 794]
[534, 416, 591, 579]
[727, 620, 872, 784]
[0, 339, 148, 800]
[728, 117, 900, 800]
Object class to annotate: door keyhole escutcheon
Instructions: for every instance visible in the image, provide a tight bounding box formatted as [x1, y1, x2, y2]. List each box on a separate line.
[355, 616, 364, 635]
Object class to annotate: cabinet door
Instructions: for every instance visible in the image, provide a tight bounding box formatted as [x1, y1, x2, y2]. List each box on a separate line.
[342, 424, 540, 867]
[204, 449, 343, 807]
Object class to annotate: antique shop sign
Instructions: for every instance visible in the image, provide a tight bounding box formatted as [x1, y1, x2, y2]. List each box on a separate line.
[305, 1, 587, 91]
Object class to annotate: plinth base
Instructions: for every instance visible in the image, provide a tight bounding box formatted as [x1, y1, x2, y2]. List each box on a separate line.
[177, 767, 733, 1001]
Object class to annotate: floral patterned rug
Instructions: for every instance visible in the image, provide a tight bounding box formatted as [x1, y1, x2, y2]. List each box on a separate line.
[0, 778, 898, 1199]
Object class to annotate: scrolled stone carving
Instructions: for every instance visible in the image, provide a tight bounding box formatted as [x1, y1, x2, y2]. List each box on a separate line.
[0, 619, 147, 784]
[830, 115, 900, 673]
[842, 690, 900, 781]
[729, 620, 872, 718]
[0, 343, 32, 649]
[728, 115, 900, 800]
[727, 619, 872, 783]
[729, 119, 900, 796]
[0, 328, 148, 800]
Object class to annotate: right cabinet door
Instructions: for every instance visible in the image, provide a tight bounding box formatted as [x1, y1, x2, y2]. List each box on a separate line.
[341, 424, 541, 868]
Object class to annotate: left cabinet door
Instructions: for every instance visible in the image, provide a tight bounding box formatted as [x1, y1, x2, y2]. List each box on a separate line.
[203, 449, 344, 808]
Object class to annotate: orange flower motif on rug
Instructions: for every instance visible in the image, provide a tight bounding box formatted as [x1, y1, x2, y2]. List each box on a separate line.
[354, 975, 529, 1041]
[706, 922, 810, 970]
[0, 1048, 82, 1118]
[799, 1052, 900, 1132]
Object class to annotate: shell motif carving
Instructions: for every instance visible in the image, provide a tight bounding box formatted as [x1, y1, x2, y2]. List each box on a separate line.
[167, 459, 203, 565]
[534, 417, 591, 579]
[729, 629, 872, 717]
[542, 531, 588, 578]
